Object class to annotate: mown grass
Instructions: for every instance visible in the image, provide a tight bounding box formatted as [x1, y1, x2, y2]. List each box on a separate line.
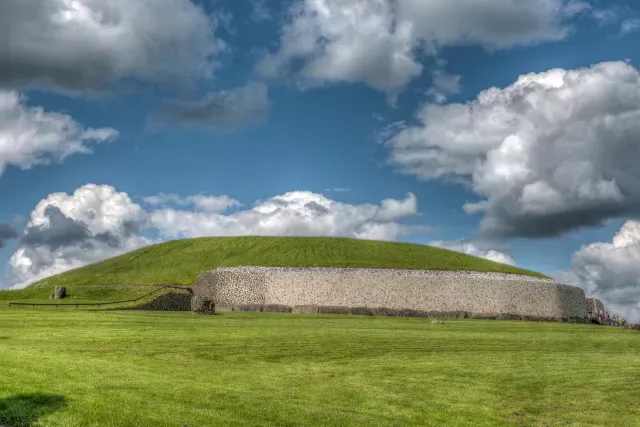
[1, 237, 548, 303]
[1, 308, 638, 427]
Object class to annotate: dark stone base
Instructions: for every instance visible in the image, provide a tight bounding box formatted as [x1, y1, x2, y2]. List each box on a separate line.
[130, 292, 192, 311]
[232, 304, 263, 312]
[191, 296, 215, 315]
[318, 306, 351, 315]
[263, 304, 292, 313]
[292, 305, 319, 314]
[206, 303, 590, 324]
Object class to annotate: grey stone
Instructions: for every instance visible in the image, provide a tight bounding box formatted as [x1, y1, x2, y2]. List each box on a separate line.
[318, 306, 350, 315]
[191, 296, 214, 315]
[232, 304, 262, 312]
[263, 304, 292, 313]
[349, 306, 374, 316]
[292, 305, 319, 314]
[397, 309, 429, 318]
[54, 286, 66, 299]
[497, 313, 522, 321]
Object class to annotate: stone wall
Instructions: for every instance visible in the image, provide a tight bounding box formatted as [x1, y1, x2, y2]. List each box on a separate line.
[127, 292, 192, 311]
[194, 267, 589, 322]
[586, 296, 605, 314]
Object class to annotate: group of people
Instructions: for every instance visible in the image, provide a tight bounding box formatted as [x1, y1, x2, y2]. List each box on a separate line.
[589, 310, 627, 327]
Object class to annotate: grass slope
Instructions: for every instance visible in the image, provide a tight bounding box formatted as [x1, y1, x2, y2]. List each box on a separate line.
[1, 237, 548, 302]
[1, 309, 638, 426]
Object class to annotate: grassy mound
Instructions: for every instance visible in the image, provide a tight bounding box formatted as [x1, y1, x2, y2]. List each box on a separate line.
[1, 236, 548, 302]
[1, 309, 638, 426]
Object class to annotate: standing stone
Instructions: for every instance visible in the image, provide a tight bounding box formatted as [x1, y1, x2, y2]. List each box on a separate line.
[191, 296, 215, 315]
[54, 286, 66, 299]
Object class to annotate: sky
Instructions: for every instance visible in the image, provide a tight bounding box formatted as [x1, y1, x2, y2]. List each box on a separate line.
[1, 0, 640, 320]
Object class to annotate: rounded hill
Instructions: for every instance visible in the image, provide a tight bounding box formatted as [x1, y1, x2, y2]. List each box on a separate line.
[3, 236, 549, 302]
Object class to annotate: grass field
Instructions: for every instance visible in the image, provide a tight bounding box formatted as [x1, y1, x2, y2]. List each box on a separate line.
[1, 308, 638, 427]
[0, 237, 548, 303]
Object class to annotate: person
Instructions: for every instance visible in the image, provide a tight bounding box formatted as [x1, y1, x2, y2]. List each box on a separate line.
[606, 311, 610, 326]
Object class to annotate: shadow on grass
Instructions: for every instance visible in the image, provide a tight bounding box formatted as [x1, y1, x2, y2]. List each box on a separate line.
[0, 393, 65, 427]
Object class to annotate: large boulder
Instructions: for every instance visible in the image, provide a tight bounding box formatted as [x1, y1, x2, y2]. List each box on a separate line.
[54, 286, 66, 299]
[191, 296, 215, 315]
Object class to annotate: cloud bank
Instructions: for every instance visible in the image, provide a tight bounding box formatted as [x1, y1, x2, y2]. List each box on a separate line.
[429, 239, 516, 266]
[387, 61, 640, 238]
[0, 90, 118, 177]
[0, 0, 225, 94]
[4, 185, 423, 289]
[257, 0, 582, 91]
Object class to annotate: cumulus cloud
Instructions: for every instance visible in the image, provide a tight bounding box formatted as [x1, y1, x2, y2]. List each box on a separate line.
[8, 184, 150, 289]
[257, 0, 580, 91]
[153, 82, 269, 130]
[0, 90, 118, 176]
[143, 193, 242, 213]
[549, 221, 640, 322]
[387, 61, 640, 238]
[4, 186, 426, 288]
[150, 191, 421, 241]
[0, 0, 225, 94]
[429, 239, 516, 266]
[0, 223, 19, 248]
[427, 71, 462, 103]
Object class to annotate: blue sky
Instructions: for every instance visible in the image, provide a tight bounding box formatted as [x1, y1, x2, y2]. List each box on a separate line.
[1, 0, 640, 319]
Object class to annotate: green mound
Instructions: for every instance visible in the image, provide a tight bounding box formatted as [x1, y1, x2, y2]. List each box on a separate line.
[2, 236, 548, 302]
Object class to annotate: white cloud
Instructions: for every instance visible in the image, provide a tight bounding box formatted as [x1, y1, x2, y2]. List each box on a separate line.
[150, 191, 420, 241]
[8, 184, 150, 289]
[153, 82, 269, 130]
[548, 221, 640, 322]
[256, 0, 422, 91]
[429, 239, 516, 266]
[427, 70, 461, 103]
[4, 186, 425, 288]
[0, 90, 118, 176]
[621, 19, 640, 35]
[387, 61, 640, 237]
[143, 193, 242, 213]
[0, 0, 225, 94]
[257, 0, 580, 91]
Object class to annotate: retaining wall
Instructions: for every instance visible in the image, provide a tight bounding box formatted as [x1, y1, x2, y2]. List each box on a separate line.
[193, 267, 589, 322]
[586, 296, 605, 314]
[126, 292, 192, 311]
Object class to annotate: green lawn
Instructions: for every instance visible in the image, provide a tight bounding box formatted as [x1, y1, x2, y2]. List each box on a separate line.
[1, 308, 638, 427]
[0, 237, 549, 303]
